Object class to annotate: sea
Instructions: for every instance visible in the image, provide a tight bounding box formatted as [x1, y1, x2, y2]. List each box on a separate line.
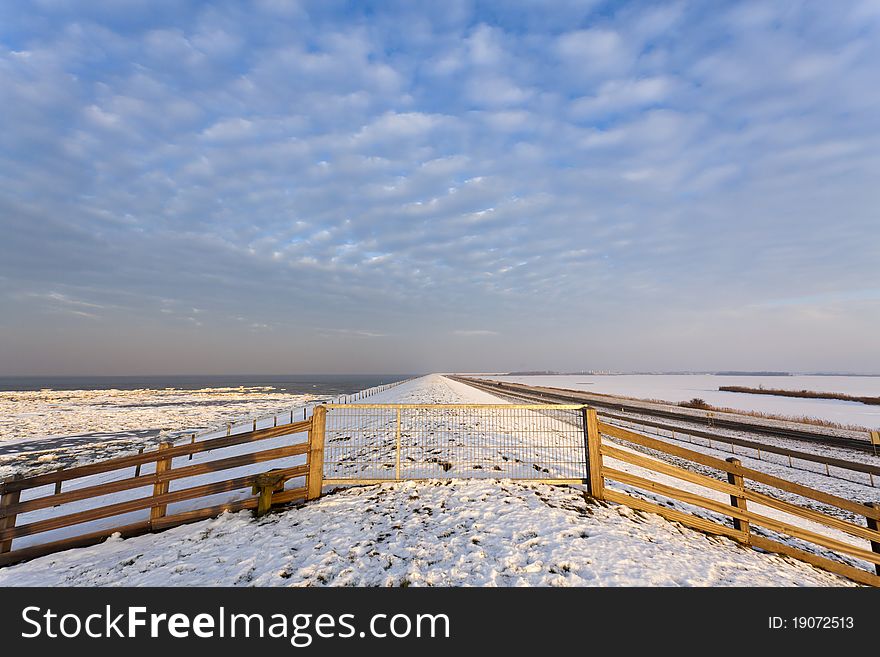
[0, 374, 414, 395]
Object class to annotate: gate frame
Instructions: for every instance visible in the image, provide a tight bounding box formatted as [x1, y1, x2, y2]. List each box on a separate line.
[314, 403, 598, 491]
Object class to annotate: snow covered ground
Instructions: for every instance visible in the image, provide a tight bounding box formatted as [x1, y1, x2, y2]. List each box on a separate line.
[0, 380, 409, 478]
[0, 479, 850, 587]
[485, 374, 880, 429]
[0, 387, 316, 479]
[0, 374, 862, 587]
[0, 387, 316, 443]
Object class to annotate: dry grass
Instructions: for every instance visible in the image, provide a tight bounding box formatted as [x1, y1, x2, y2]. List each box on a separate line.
[676, 399, 869, 432]
[513, 383, 873, 432]
[719, 385, 880, 406]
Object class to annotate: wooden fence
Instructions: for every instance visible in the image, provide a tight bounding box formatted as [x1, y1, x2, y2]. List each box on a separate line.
[0, 409, 326, 567]
[2, 402, 879, 587]
[583, 410, 880, 587]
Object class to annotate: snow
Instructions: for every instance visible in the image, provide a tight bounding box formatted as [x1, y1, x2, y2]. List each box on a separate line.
[485, 374, 880, 429]
[0, 374, 862, 587]
[0, 387, 317, 478]
[0, 479, 851, 587]
[0, 387, 317, 444]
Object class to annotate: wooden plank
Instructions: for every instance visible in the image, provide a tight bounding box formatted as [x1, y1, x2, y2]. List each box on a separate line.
[1, 465, 309, 542]
[603, 489, 747, 542]
[750, 535, 880, 587]
[0, 519, 154, 568]
[0, 487, 310, 569]
[604, 469, 880, 565]
[0, 484, 22, 553]
[150, 442, 173, 523]
[1, 442, 309, 518]
[866, 503, 880, 576]
[601, 468, 753, 524]
[602, 432, 875, 547]
[1, 420, 312, 494]
[727, 457, 750, 539]
[599, 443, 742, 498]
[598, 421, 880, 520]
[307, 407, 325, 500]
[270, 487, 308, 505]
[586, 409, 604, 499]
[738, 466, 880, 521]
[742, 488, 880, 545]
[741, 508, 880, 565]
[598, 415, 880, 476]
[599, 421, 750, 472]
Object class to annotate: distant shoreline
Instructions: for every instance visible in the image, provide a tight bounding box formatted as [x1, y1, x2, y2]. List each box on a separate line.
[719, 385, 880, 406]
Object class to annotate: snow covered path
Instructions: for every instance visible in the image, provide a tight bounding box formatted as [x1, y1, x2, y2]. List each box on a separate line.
[0, 374, 855, 586]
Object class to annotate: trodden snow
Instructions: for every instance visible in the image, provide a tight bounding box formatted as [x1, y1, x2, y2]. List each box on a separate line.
[0, 375, 857, 587]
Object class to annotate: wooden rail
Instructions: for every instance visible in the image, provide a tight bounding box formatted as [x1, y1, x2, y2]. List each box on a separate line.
[0, 415, 324, 567]
[586, 411, 880, 587]
[2, 399, 877, 586]
[455, 375, 879, 480]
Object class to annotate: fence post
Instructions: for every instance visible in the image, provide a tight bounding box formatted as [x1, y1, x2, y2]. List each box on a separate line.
[134, 447, 144, 477]
[150, 441, 174, 524]
[254, 472, 286, 518]
[395, 407, 402, 481]
[726, 457, 750, 542]
[865, 502, 880, 576]
[0, 475, 23, 554]
[585, 408, 604, 500]
[307, 406, 326, 501]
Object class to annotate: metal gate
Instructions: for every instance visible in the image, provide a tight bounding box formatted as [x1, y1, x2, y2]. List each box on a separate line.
[321, 404, 589, 484]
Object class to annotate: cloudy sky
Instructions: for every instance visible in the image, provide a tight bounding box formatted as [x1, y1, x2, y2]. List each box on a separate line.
[1, 1, 879, 376]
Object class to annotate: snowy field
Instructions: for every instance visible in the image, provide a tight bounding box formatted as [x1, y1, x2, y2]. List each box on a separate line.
[0, 387, 316, 478]
[0, 387, 316, 443]
[484, 374, 880, 429]
[0, 374, 862, 587]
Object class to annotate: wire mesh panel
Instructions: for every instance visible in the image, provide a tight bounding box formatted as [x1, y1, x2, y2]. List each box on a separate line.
[323, 404, 587, 483]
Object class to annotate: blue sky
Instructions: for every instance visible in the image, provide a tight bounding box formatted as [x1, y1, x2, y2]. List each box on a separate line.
[1, 0, 879, 375]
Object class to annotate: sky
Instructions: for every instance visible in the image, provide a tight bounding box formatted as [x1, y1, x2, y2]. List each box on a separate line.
[1, 0, 879, 376]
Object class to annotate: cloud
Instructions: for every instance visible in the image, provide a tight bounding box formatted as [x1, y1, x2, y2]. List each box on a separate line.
[0, 2, 879, 374]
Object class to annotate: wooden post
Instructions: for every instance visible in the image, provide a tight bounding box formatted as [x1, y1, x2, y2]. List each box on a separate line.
[585, 408, 604, 500]
[150, 441, 174, 524]
[0, 475, 23, 554]
[134, 448, 145, 477]
[726, 457, 750, 542]
[188, 433, 195, 461]
[254, 472, 286, 518]
[307, 406, 326, 501]
[865, 502, 880, 576]
[395, 407, 402, 481]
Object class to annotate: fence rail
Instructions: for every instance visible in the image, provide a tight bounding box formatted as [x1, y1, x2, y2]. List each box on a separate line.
[589, 415, 880, 587]
[0, 417, 318, 567]
[2, 399, 879, 587]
